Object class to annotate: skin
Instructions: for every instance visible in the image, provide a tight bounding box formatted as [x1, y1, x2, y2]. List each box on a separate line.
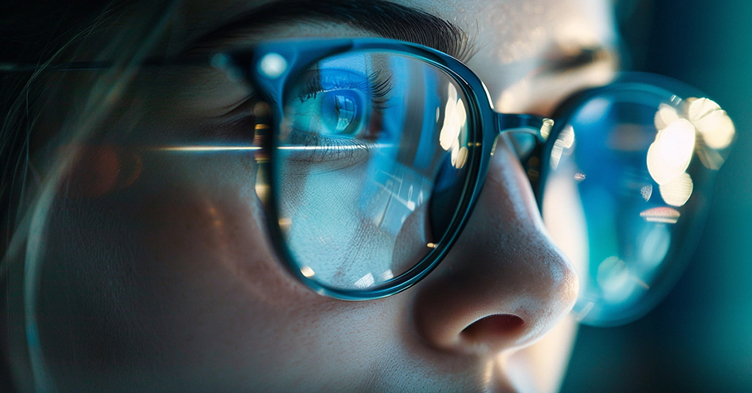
[14, 0, 618, 391]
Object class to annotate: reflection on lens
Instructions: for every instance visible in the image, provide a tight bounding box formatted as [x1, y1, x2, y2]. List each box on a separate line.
[549, 125, 575, 170]
[658, 172, 693, 207]
[541, 76, 734, 326]
[274, 50, 474, 292]
[646, 118, 695, 186]
[688, 97, 735, 150]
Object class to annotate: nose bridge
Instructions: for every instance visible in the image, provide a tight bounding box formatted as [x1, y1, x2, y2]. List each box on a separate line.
[411, 132, 579, 355]
[493, 112, 554, 141]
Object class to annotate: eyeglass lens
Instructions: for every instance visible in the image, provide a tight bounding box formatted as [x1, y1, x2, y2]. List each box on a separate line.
[542, 84, 734, 325]
[276, 51, 475, 291]
[266, 48, 733, 323]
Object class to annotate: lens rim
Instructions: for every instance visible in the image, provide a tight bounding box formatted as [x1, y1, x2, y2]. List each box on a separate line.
[223, 40, 734, 305]
[229, 38, 497, 300]
[536, 73, 735, 325]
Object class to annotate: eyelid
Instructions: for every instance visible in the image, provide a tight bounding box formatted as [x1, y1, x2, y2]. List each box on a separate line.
[542, 46, 617, 75]
[296, 69, 395, 109]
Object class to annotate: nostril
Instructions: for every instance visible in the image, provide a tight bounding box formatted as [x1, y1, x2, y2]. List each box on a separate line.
[460, 314, 525, 342]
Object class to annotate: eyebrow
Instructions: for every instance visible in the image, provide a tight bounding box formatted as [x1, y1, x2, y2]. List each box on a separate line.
[187, 0, 476, 62]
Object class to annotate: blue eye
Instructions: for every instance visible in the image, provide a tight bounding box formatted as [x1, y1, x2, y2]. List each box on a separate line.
[319, 90, 362, 136]
[289, 87, 368, 140]
[284, 68, 394, 143]
[289, 69, 377, 139]
[281, 68, 394, 165]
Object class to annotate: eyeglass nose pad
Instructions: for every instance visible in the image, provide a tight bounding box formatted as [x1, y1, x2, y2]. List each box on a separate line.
[494, 112, 554, 142]
[488, 113, 553, 203]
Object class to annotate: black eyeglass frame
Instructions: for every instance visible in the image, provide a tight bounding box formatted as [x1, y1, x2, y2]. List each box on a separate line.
[5, 38, 732, 307]
[214, 38, 557, 300]
[1, 37, 551, 300]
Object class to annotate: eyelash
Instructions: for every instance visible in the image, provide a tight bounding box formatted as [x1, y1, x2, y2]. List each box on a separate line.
[297, 70, 394, 110]
[286, 132, 373, 165]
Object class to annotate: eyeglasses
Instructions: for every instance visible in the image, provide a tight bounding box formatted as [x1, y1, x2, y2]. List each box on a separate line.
[201, 38, 733, 326]
[15, 38, 734, 326]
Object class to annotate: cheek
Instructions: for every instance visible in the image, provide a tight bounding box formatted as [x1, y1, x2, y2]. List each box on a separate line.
[34, 150, 369, 388]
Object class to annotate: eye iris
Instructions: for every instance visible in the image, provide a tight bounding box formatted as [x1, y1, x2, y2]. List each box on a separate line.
[322, 91, 359, 135]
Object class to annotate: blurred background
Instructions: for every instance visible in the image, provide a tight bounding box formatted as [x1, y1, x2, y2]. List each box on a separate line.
[562, 0, 752, 392]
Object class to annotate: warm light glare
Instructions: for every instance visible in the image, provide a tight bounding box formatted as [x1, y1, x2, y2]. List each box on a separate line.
[659, 172, 694, 207]
[549, 125, 575, 170]
[439, 84, 463, 150]
[453, 146, 468, 168]
[278, 217, 292, 230]
[688, 98, 735, 149]
[301, 266, 316, 278]
[255, 184, 269, 202]
[438, 84, 469, 168]
[541, 118, 554, 141]
[639, 206, 681, 224]
[654, 103, 679, 130]
[646, 118, 695, 185]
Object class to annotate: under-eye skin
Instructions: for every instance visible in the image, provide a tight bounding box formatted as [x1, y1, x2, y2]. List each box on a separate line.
[284, 131, 374, 167]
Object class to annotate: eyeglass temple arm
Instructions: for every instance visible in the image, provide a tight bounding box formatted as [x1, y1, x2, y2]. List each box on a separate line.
[0, 57, 209, 73]
[496, 113, 554, 143]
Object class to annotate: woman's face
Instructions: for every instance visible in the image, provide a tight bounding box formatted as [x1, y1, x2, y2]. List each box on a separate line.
[33, 0, 618, 391]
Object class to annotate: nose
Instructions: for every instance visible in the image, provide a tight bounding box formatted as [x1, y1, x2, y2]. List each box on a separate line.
[411, 133, 578, 355]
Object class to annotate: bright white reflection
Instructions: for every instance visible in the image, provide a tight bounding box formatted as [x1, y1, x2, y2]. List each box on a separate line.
[439, 84, 464, 150]
[640, 185, 653, 201]
[258, 53, 288, 79]
[452, 145, 469, 168]
[300, 266, 316, 278]
[549, 125, 575, 170]
[688, 97, 735, 149]
[438, 84, 469, 168]
[639, 206, 681, 224]
[646, 118, 695, 186]
[540, 118, 554, 141]
[654, 103, 680, 130]
[659, 172, 694, 207]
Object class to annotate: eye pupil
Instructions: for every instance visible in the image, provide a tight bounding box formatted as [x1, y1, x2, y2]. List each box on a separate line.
[330, 93, 358, 134]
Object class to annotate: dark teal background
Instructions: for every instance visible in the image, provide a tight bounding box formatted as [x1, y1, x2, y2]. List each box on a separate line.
[562, 1, 752, 391]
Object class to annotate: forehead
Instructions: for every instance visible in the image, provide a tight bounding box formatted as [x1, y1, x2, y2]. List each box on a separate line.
[405, 0, 616, 63]
[175, 0, 617, 111]
[181, 0, 616, 61]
